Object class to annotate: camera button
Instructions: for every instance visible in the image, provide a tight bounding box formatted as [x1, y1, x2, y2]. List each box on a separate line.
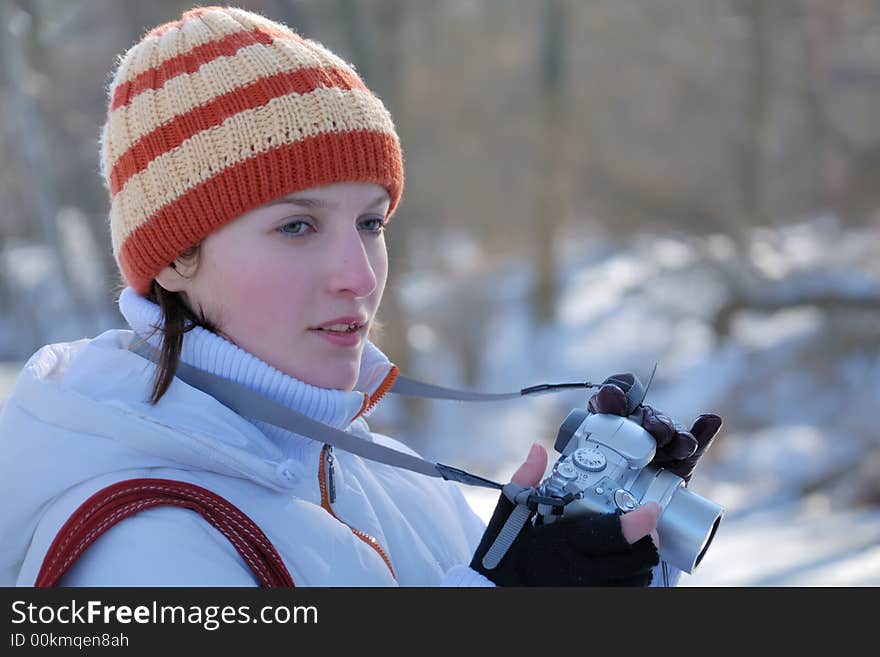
[614, 489, 639, 512]
[556, 462, 578, 480]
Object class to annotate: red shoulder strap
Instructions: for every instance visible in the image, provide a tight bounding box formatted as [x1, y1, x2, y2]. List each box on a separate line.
[35, 478, 295, 587]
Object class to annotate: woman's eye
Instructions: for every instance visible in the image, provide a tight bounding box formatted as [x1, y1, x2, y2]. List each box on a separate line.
[361, 217, 387, 234]
[277, 217, 385, 237]
[279, 220, 312, 236]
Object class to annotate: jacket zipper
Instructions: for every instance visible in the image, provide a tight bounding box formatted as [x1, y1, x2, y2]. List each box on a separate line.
[319, 444, 396, 580]
[326, 445, 336, 504]
[352, 365, 399, 422]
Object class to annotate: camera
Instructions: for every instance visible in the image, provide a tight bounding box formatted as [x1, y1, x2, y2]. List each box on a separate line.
[536, 373, 723, 574]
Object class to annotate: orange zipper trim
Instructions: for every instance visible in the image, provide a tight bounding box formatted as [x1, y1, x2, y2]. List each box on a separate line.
[352, 365, 399, 422]
[318, 444, 397, 580]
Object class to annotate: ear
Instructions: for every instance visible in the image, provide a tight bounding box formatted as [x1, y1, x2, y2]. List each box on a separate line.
[154, 263, 190, 293]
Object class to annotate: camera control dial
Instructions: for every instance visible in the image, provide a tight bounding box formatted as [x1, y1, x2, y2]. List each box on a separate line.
[572, 447, 607, 472]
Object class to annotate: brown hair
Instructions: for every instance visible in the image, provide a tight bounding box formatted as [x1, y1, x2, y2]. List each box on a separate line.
[142, 245, 218, 405]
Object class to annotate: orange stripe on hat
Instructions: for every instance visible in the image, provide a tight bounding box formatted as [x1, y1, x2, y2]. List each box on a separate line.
[111, 24, 300, 112]
[118, 129, 403, 295]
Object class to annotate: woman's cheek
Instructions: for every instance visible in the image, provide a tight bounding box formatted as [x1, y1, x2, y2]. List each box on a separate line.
[369, 248, 389, 300]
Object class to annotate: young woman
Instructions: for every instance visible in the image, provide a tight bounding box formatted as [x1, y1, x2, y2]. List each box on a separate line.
[0, 6, 720, 587]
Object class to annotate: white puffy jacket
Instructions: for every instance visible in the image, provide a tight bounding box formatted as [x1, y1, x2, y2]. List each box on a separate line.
[0, 290, 492, 586]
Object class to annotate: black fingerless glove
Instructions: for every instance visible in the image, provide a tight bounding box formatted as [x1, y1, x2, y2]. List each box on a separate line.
[470, 493, 659, 587]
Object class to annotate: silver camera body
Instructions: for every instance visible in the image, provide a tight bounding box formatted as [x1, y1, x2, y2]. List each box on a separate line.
[539, 409, 723, 574]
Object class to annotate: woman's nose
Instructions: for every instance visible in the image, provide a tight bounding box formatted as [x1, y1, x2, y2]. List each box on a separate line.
[326, 231, 378, 297]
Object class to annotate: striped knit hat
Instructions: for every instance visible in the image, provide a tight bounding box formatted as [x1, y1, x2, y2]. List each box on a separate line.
[100, 5, 404, 295]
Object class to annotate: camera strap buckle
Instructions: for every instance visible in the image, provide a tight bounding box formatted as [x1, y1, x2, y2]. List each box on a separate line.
[481, 484, 572, 570]
[530, 491, 575, 515]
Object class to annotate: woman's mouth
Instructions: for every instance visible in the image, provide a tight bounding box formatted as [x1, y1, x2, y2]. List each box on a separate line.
[309, 323, 365, 347]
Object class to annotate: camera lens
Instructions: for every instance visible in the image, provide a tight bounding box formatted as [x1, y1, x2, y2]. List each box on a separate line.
[694, 514, 722, 569]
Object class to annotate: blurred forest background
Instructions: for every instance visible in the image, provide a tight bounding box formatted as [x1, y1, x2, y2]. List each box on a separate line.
[1, 0, 879, 584]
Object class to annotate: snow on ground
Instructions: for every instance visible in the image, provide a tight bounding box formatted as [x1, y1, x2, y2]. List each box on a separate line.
[680, 499, 880, 586]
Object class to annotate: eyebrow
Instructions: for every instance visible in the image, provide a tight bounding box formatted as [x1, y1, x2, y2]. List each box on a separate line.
[267, 194, 389, 209]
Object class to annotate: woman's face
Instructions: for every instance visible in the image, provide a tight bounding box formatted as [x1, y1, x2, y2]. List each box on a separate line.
[156, 181, 390, 391]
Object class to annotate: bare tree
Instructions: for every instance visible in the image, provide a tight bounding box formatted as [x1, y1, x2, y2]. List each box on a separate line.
[529, 0, 571, 329]
[741, 0, 774, 229]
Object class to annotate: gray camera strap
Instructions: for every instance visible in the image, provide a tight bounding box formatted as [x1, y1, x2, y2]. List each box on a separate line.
[128, 336, 599, 491]
[127, 337, 666, 576]
[481, 483, 537, 569]
[389, 377, 596, 402]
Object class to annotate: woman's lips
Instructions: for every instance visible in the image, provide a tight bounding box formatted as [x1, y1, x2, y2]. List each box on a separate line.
[309, 325, 365, 347]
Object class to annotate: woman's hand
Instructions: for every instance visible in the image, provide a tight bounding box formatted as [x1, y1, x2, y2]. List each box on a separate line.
[469, 444, 660, 586]
[587, 384, 723, 483]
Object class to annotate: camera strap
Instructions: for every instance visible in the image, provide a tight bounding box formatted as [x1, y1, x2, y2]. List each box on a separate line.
[480, 482, 577, 569]
[128, 336, 600, 491]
